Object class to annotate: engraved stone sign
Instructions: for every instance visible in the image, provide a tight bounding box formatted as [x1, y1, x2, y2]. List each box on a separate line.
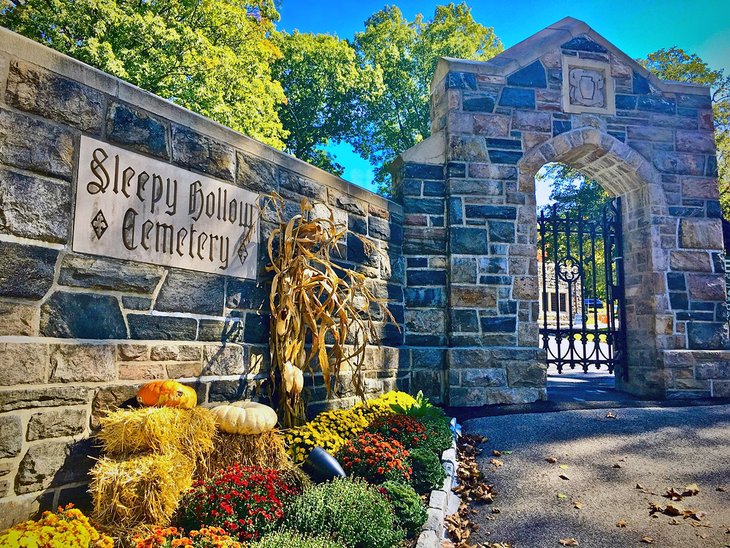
[73, 136, 259, 279]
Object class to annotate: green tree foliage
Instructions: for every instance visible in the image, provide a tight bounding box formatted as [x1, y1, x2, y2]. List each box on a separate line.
[272, 31, 381, 175]
[1, 0, 287, 148]
[642, 48, 730, 217]
[351, 3, 502, 195]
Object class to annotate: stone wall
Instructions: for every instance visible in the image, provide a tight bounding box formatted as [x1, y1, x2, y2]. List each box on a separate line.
[0, 28, 411, 527]
[395, 16, 729, 404]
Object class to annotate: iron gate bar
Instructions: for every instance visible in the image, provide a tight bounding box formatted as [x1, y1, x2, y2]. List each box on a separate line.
[538, 198, 627, 378]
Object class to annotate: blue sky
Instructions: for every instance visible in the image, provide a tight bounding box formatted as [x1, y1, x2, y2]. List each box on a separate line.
[278, 1, 730, 196]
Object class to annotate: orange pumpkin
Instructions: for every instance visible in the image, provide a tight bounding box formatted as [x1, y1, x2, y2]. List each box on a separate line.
[136, 380, 197, 409]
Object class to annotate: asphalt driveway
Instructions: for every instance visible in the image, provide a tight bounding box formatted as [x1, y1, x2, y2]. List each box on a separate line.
[463, 404, 730, 547]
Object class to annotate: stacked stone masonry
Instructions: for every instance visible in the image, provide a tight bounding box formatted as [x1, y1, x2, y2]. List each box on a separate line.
[0, 28, 416, 527]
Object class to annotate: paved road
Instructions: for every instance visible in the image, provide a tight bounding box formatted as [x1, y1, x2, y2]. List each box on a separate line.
[463, 405, 730, 548]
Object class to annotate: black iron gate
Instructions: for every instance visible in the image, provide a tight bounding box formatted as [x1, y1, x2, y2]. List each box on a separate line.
[538, 198, 627, 378]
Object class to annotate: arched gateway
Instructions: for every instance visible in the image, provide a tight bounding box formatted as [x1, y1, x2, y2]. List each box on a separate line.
[394, 17, 728, 404]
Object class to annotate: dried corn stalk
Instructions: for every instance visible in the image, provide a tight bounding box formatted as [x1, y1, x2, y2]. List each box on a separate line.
[266, 193, 396, 427]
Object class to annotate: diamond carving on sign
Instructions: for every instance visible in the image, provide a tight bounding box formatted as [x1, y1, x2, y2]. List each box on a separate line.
[91, 209, 108, 239]
[569, 68, 606, 108]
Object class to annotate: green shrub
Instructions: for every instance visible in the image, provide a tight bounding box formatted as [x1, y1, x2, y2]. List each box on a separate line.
[378, 481, 427, 538]
[249, 531, 345, 548]
[409, 447, 446, 494]
[390, 390, 446, 423]
[282, 478, 404, 548]
[419, 415, 454, 456]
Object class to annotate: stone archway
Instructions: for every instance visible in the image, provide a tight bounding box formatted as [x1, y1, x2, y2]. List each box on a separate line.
[395, 16, 729, 405]
[519, 127, 670, 396]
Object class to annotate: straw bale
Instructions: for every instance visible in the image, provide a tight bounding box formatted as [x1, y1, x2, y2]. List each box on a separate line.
[97, 407, 215, 468]
[202, 429, 290, 478]
[89, 452, 193, 532]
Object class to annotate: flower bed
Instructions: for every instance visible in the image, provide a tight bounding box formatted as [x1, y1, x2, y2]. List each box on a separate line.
[1, 390, 457, 548]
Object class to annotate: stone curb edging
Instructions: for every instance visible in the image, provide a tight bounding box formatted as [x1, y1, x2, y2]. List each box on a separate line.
[416, 430, 460, 547]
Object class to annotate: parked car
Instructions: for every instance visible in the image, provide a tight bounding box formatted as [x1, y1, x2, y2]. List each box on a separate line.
[584, 298, 603, 309]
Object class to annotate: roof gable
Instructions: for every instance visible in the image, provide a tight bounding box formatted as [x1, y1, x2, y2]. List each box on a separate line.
[432, 16, 708, 96]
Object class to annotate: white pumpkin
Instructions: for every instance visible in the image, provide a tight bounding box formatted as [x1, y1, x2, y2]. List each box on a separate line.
[211, 401, 278, 435]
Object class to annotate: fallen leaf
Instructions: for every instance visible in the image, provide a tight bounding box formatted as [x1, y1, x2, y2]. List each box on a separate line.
[683, 509, 706, 521]
[664, 503, 683, 516]
[491, 507, 501, 514]
[545, 457, 558, 464]
[559, 538, 579, 546]
[683, 483, 700, 496]
[559, 464, 569, 469]
[606, 411, 617, 419]
[557, 493, 568, 500]
[502, 450, 513, 455]
[636, 483, 645, 490]
[492, 450, 502, 457]
[669, 518, 680, 525]
[559, 474, 570, 481]
[664, 487, 684, 501]
[716, 487, 726, 492]
[616, 520, 627, 528]
[573, 501, 583, 509]
[612, 464, 621, 469]
[641, 537, 654, 544]
[490, 458, 504, 468]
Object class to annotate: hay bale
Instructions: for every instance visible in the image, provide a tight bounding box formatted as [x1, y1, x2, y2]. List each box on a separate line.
[203, 430, 290, 478]
[89, 452, 193, 531]
[97, 407, 215, 468]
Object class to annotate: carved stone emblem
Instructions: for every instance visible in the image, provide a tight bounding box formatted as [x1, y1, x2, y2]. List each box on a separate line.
[561, 56, 615, 115]
[91, 210, 108, 239]
[569, 68, 605, 108]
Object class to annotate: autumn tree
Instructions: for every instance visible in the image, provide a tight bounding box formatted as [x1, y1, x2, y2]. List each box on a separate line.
[642, 47, 730, 217]
[272, 31, 381, 175]
[1, 0, 288, 148]
[351, 3, 503, 195]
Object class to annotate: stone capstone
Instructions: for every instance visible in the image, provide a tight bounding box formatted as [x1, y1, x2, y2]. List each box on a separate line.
[0, 168, 71, 243]
[0, 242, 58, 300]
[49, 344, 116, 383]
[27, 408, 87, 441]
[41, 291, 127, 339]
